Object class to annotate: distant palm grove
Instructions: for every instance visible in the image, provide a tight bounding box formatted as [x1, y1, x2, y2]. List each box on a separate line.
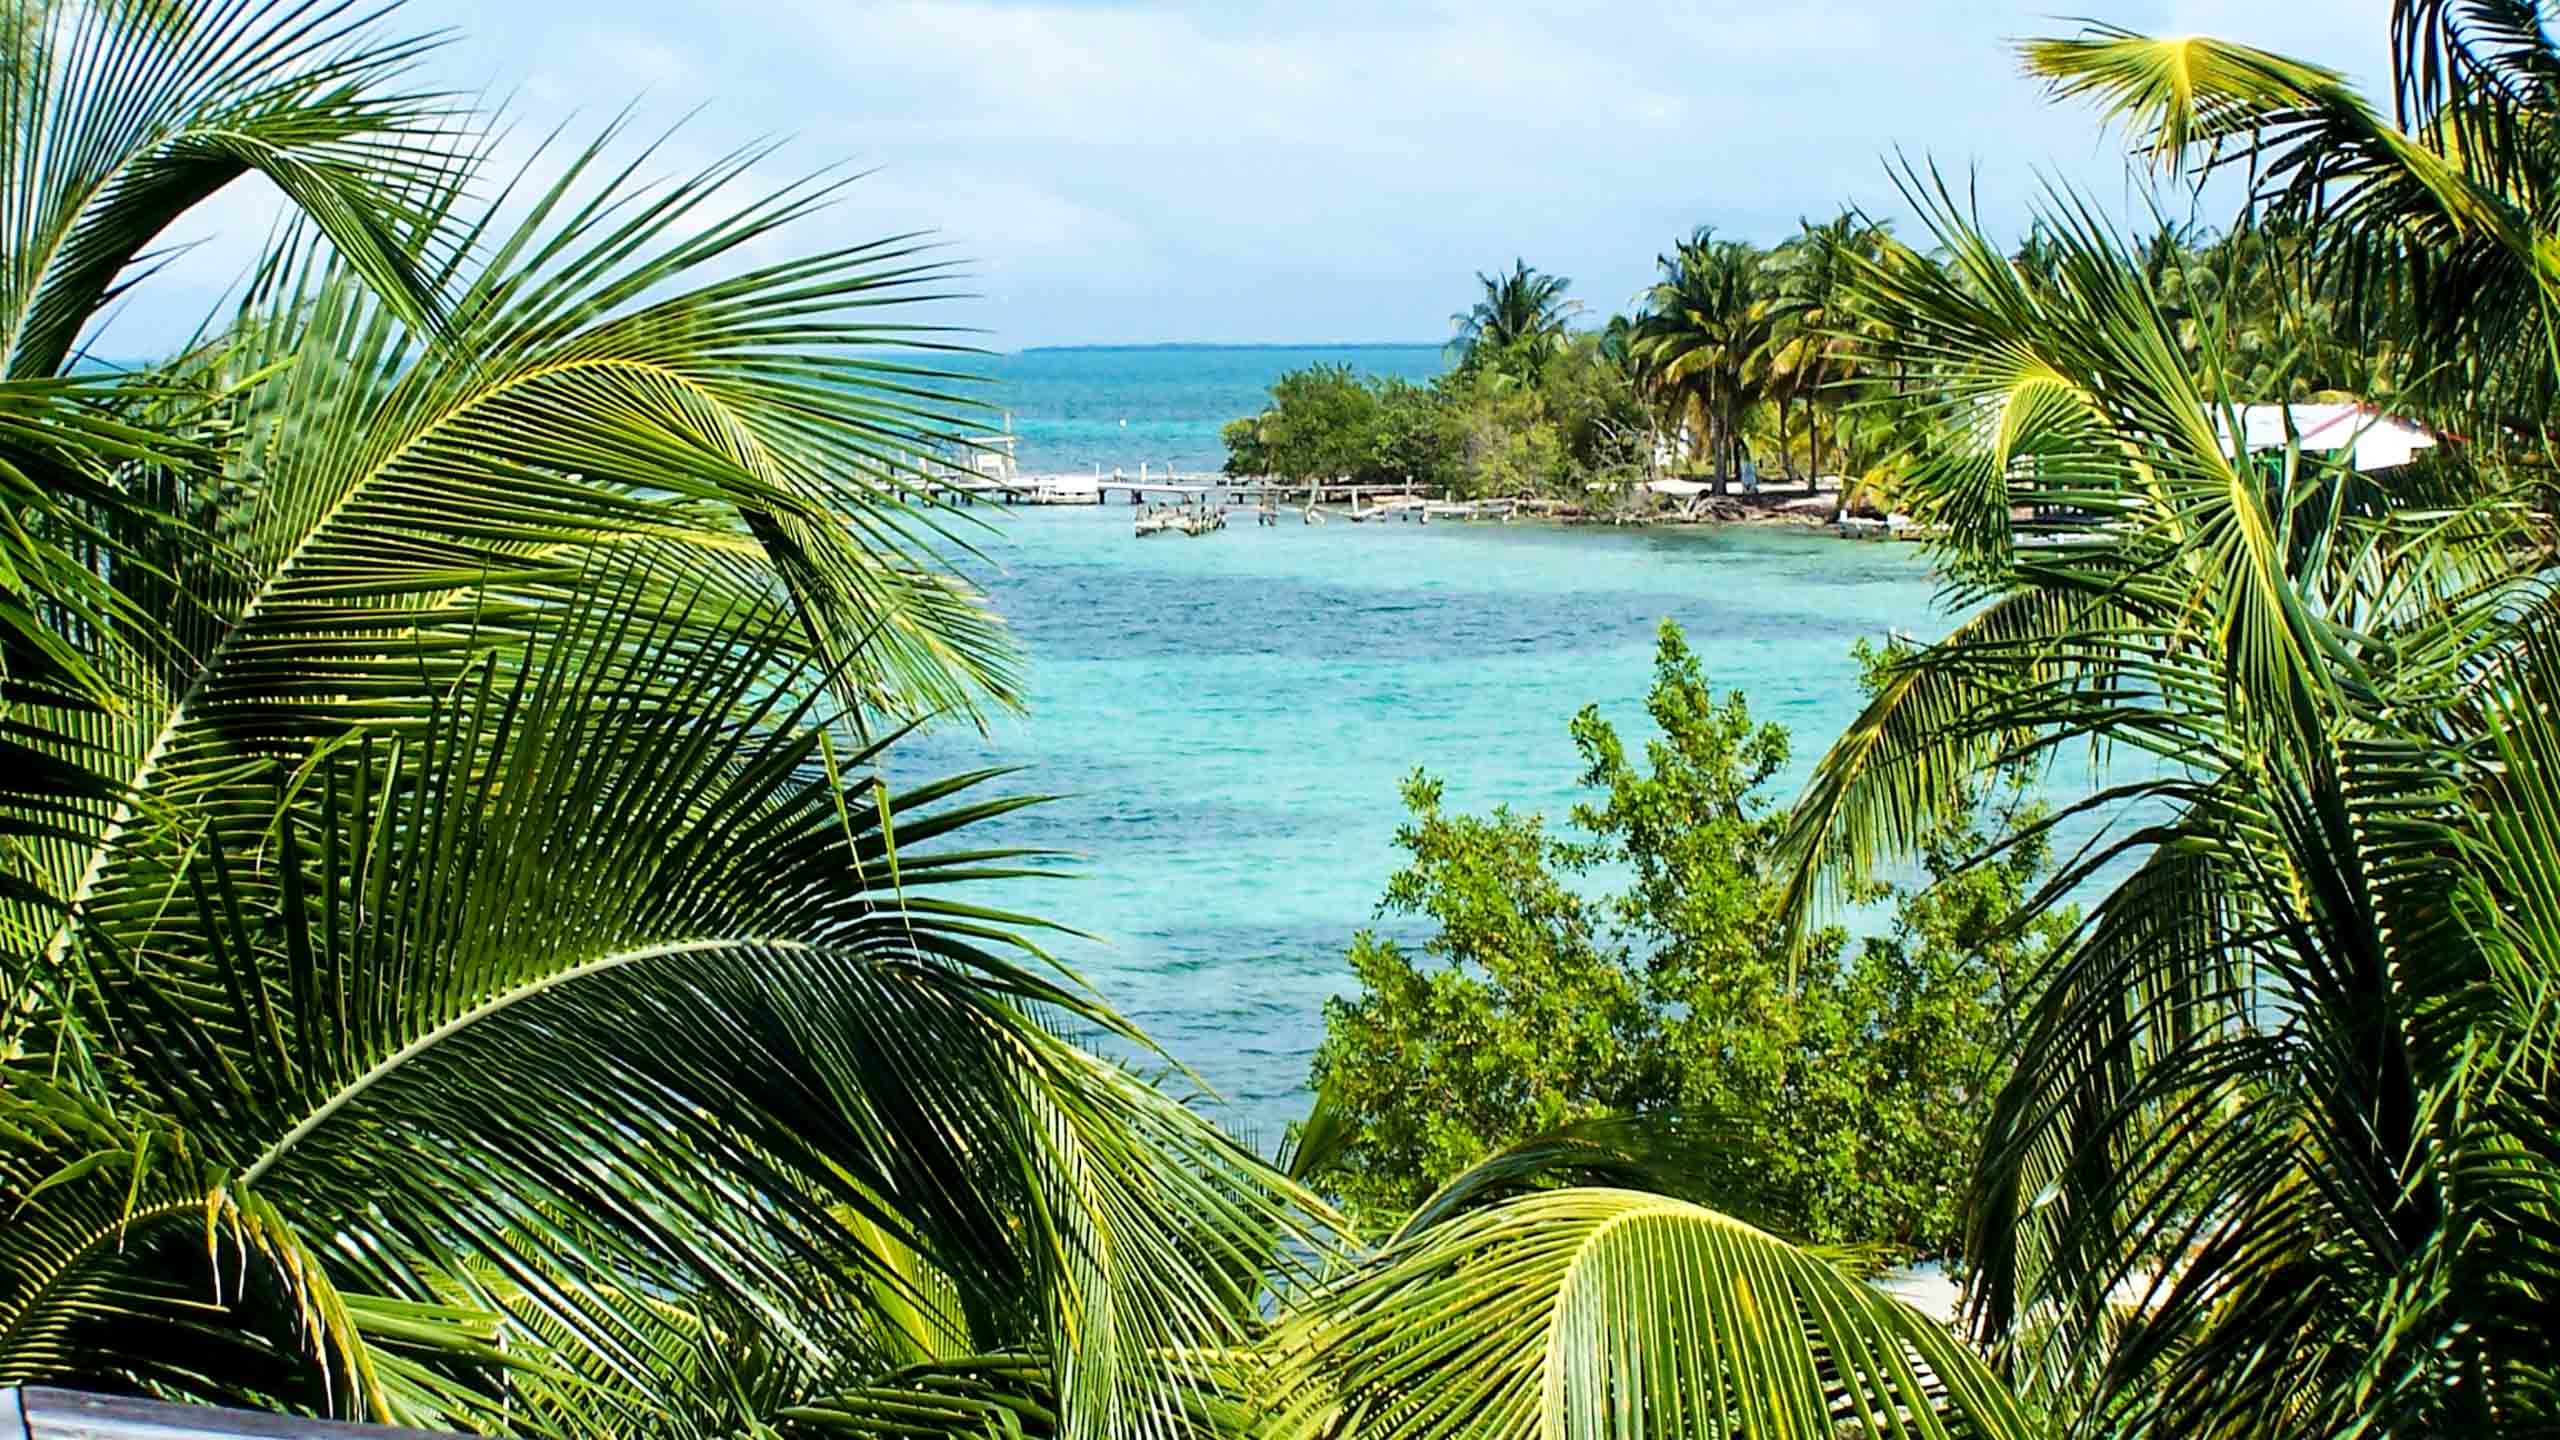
[3, 1, 2555, 1438]
[1225, 190, 2395, 510]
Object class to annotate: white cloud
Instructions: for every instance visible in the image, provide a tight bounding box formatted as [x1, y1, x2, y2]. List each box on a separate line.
[82, 0, 2406, 351]
[785, 2, 1692, 161]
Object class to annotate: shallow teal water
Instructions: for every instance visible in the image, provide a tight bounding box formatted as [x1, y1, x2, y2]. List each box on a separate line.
[899, 508, 1943, 1143]
[975, 344, 1445, 475]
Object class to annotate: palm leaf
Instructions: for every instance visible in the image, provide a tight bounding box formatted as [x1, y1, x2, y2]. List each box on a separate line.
[9, 126, 1020, 1019]
[0, 0, 465, 379]
[1266, 1186, 2030, 1440]
[3, 588, 1321, 1436]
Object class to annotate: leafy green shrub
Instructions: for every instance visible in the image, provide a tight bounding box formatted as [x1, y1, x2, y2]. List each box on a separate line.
[1303, 622, 2071, 1251]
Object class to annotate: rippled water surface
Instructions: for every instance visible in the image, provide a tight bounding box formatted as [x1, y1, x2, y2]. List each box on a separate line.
[896, 507, 1943, 1142]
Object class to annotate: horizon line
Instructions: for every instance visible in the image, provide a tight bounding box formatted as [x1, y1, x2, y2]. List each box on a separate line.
[1015, 340, 1447, 354]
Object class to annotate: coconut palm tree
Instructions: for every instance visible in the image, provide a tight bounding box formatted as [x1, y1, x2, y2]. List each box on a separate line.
[2019, 9, 2555, 436]
[1449, 260, 1575, 379]
[1630, 228, 1769, 492]
[1759, 211, 1893, 490]
[1775, 141, 2560, 1434]
[0, 3, 1319, 1434]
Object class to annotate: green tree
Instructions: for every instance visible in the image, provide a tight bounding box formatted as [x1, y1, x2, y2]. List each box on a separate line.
[1222, 347, 1646, 501]
[1630, 228, 1771, 491]
[1538, 329, 1651, 482]
[1222, 361, 1381, 482]
[1437, 365, 1565, 498]
[1219, 412, 1271, 476]
[1758, 210, 1890, 486]
[1303, 622, 2067, 1252]
[1368, 375, 1457, 489]
[1449, 259, 1576, 379]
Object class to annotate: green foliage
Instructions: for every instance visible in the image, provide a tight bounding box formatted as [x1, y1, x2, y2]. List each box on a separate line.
[1303, 621, 2068, 1252]
[1220, 361, 1380, 482]
[1223, 259, 1663, 499]
[1769, 16, 2560, 1420]
[0, 4, 1322, 1436]
[21, 2, 2548, 1436]
[1537, 331, 1651, 481]
[1630, 227, 1770, 487]
[1433, 365, 1562, 499]
[1241, 192, 2407, 518]
[1366, 376, 1458, 491]
[1265, 1183, 2035, 1440]
[1449, 260, 1576, 377]
[1222, 353, 1630, 499]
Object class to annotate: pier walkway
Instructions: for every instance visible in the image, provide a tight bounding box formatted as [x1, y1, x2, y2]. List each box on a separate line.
[925, 474, 1444, 508]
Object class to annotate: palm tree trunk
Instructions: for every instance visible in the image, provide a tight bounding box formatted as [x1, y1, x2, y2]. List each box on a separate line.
[1725, 399, 1742, 493]
[1777, 391, 1791, 484]
[1811, 407, 1826, 496]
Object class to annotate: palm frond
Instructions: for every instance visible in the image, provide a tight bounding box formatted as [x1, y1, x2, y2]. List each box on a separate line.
[1267, 1186, 2030, 1440]
[3, 584, 1319, 1435]
[2025, 20, 2560, 422]
[0, 0, 466, 378]
[9, 127, 1021, 1016]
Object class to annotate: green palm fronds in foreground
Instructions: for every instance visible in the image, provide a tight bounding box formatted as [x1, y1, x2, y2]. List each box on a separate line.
[9, 0, 2558, 1437]
[1773, 8, 2560, 1429]
[0, 2, 1313, 1435]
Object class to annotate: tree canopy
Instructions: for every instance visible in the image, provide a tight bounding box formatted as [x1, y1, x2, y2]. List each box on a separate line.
[1449, 260, 1577, 377]
[1301, 624, 2071, 1254]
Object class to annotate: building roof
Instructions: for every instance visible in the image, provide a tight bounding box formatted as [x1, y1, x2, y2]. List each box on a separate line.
[2230, 403, 2436, 473]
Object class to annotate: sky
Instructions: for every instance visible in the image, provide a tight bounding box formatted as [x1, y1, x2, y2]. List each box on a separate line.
[118, 0, 2392, 355]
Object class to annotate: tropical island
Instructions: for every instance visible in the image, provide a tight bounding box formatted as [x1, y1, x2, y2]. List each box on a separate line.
[2, 1, 2554, 1439]
[1220, 216, 2404, 530]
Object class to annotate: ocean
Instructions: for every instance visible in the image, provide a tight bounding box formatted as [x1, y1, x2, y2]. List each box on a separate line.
[893, 349, 1947, 1145]
[971, 343, 1448, 476]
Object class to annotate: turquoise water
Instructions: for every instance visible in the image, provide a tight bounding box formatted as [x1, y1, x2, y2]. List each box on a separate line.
[902, 508, 1943, 1143]
[974, 344, 1446, 475]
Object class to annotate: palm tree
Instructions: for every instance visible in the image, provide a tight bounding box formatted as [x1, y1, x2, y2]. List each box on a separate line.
[2005, 221, 2070, 294]
[1449, 260, 1575, 378]
[1758, 211, 1891, 491]
[0, 3, 1318, 1433]
[1629, 228, 1769, 492]
[1774, 147, 2560, 1435]
[2020, 11, 2554, 434]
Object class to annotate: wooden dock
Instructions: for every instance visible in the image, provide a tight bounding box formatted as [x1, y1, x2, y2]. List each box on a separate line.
[924, 472, 1451, 510]
[1092, 478, 1439, 506]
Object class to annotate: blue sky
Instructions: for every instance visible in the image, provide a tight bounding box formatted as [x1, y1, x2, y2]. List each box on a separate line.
[124, 0, 2389, 354]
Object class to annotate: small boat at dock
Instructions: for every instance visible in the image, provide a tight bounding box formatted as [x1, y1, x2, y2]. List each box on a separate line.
[1135, 502, 1228, 537]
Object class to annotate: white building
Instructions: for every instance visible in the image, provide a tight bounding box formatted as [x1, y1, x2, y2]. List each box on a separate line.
[2227, 403, 2436, 473]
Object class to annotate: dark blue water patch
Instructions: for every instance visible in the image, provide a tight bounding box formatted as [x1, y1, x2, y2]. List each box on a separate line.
[877, 786, 1380, 869]
[969, 562, 1895, 665]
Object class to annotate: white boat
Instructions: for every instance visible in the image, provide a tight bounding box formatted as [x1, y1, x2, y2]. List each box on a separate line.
[1029, 474, 1101, 505]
